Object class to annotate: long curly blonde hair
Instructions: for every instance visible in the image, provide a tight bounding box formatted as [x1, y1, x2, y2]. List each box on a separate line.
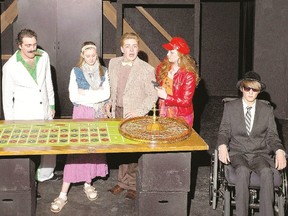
[157, 52, 200, 85]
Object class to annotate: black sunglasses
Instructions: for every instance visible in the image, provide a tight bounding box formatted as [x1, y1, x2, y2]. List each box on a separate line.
[243, 86, 260, 92]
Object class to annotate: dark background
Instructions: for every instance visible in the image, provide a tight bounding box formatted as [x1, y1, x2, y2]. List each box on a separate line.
[1, 0, 287, 120]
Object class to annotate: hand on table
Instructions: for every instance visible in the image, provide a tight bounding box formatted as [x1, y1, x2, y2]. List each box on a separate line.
[50, 109, 56, 119]
[124, 112, 137, 119]
[105, 103, 112, 118]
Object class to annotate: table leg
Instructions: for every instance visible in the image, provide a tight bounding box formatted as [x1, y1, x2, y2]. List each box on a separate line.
[137, 152, 191, 216]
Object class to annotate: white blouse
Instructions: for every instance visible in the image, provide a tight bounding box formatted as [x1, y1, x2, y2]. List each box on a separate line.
[68, 68, 111, 107]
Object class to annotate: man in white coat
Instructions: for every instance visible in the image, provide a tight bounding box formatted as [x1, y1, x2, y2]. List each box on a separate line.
[2, 29, 58, 183]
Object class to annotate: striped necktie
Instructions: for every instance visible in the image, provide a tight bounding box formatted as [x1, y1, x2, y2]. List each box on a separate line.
[245, 106, 252, 135]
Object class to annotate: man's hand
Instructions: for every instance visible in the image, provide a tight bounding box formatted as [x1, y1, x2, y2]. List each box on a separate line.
[104, 103, 112, 118]
[124, 112, 137, 119]
[218, 144, 230, 164]
[50, 109, 56, 119]
[275, 150, 287, 170]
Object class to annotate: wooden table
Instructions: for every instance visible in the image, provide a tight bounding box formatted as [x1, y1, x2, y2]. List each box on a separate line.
[0, 119, 208, 155]
[0, 119, 208, 216]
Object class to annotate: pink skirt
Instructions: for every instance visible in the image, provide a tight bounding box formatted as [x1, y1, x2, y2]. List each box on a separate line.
[63, 104, 108, 183]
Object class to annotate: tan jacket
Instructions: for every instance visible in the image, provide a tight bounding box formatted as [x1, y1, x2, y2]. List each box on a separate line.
[108, 56, 158, 117]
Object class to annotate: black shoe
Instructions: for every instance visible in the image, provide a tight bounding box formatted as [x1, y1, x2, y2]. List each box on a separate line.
[44, 174, 63, 182]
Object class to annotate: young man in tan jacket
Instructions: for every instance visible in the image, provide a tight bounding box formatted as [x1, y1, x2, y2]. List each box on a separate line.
[107, 32, 158, 200]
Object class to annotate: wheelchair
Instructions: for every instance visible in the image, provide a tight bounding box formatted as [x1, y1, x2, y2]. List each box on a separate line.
[209, 148, 288, 216]
[209, 98, 288, 215]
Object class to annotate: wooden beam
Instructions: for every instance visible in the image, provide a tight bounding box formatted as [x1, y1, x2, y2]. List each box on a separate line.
[123, 20, 160, 67]
[1, 0, 18, 33]
[116, 2, 123, 56]
[1, 54, 12, 60]
[117, 0, 201, 67]
[119, 0, 198, 5]
[103, 53, 116, 59]
[136, 6, 172, 41]
[103, 2, 160, 67]
[103, 1, 117, 28]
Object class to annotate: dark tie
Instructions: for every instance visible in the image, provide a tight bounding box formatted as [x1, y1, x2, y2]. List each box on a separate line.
[245, 106, 252, 135]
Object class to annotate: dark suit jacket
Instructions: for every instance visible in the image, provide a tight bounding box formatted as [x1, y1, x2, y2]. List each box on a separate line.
[217, 98, 284, 157]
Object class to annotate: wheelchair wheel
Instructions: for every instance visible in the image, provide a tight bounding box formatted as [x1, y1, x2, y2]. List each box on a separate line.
[281, 169, 288, 213]
[209, 150, 219, 209]
[278, 168, 288, 216]
[209, 161, 214, 205]
[274, 169, 288, 216]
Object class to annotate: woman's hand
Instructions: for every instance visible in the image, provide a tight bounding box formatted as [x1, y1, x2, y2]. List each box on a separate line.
[155, 87, 167, 99]
[78, 88, 86, 95]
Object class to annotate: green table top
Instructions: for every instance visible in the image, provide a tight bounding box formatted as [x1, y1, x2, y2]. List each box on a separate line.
[0, 119, 208, 156]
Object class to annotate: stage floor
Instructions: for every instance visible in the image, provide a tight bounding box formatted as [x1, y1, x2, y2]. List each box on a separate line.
[36, 164, 220, 216]
[4, 97, 288, 216]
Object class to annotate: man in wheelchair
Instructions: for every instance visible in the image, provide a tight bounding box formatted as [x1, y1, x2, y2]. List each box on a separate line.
[217, 71, 287, 216]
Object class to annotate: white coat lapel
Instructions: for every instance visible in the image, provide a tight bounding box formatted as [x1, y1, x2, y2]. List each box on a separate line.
[17, 62, 39, 87]
[36, 62, 46, 87]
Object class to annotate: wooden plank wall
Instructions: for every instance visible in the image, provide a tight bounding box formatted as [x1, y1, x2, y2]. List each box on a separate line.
[1, 0, 197, 68]
[1, 0, 17, 60]
[0, 1, 164, 64]
[103, 1, 161, 66]
[0, 0, 198, 119]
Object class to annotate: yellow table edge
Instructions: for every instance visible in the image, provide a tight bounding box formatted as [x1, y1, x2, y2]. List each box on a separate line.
[0, 119, 209, 156]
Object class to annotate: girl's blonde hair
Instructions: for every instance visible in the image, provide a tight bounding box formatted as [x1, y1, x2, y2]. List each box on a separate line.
[76, 41, 104, 77]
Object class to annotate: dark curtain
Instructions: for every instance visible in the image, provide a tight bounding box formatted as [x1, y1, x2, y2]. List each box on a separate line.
[238, 0, 255, 78]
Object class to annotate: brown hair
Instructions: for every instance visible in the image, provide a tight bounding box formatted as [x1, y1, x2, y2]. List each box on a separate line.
[16, 29, 37, 45]
[76, 41, 104, 77]
[120, 32, 139, 47]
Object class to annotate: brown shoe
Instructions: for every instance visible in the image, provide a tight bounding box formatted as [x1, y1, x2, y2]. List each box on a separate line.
[108, 185, 124, 195]
[125, 190, 137, 200]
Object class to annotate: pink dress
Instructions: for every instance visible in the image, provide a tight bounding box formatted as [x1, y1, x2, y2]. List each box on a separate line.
[63, 105, 108, 183]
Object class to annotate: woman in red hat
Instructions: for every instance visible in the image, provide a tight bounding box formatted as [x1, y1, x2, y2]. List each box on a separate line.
[155, 37, 200, 127]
